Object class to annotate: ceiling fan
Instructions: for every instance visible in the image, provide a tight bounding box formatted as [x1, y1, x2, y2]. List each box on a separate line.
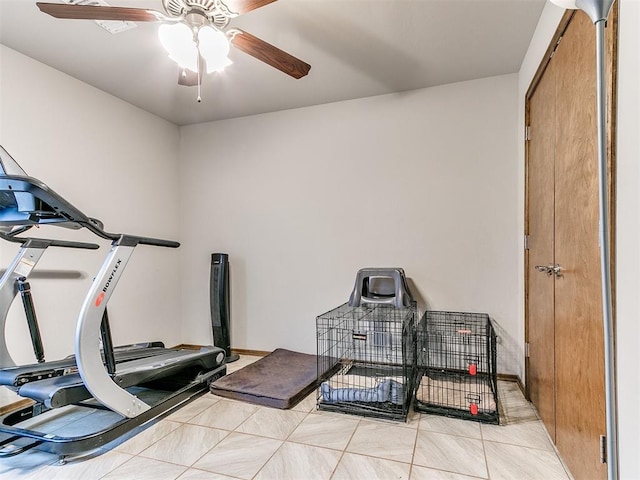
[36, 0, 311, 98]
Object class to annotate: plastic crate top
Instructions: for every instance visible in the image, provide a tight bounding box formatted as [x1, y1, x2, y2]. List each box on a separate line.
[317, 302, 416, 322]
[422, 311, 493, 336]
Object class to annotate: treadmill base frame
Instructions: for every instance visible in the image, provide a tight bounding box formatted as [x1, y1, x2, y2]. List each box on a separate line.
[0, 364, 226, 458]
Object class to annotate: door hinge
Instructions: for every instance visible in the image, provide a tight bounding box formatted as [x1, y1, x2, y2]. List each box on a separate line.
[524, 342, 530, 358]
[525, 125, 531, 141]
[600, 435, 607, 464]
[550, 35, 563, 59]
[524, 234, 530, 250]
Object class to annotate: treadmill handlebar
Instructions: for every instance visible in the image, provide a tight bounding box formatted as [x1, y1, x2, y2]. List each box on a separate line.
[40, 238, 101, 250]
[137, 237, 180, 248]
[0, 231, 99, 250]
[114, 233, 180, 249]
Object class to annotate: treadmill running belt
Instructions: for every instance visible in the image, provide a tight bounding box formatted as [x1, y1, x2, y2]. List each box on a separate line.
[0, 344, 167, 388]
[18, 347, 222, 409]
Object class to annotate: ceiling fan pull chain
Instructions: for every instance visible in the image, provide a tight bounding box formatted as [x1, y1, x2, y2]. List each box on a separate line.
[197, 66, 202, 103]
[196, 39, 202, 103]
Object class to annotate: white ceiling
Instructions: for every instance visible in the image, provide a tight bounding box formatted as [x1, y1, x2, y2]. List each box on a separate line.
[0, 0, 546, 126]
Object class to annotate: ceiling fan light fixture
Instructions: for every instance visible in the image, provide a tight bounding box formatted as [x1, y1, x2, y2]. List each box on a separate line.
[159, 22, 198, 70]
[548, 0, 614, 22]
[198, 25, 231, 72]
[549, 0, 578, 9]
[205, 55, 232, 73]
[168, 50, 198, 71]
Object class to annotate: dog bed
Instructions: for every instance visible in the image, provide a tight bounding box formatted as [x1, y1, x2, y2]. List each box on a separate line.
[210, 348, 337, 409]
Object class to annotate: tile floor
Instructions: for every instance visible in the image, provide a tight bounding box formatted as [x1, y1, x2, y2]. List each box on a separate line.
[0, 355, 574, 480]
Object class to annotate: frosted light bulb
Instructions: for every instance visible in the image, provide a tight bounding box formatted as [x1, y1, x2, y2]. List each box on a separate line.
[549, 0, 579, 9]
[159, 23, 198, 71]
[198, 26, 232, 73]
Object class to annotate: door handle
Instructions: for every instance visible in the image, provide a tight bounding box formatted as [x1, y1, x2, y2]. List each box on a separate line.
[534, 264, 563, 278]
[535, 265, 554, 276]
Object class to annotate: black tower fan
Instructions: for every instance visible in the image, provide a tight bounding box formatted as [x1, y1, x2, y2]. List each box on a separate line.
[210, 253, 239, 362]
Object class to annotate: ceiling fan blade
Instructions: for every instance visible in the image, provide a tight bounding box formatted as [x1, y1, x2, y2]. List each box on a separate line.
[222, 0, 278, 15]
[230, 30, 310, 79]
[36, 2, 163, 22]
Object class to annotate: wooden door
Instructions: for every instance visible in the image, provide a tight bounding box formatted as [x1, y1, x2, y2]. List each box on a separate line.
[553, 12, 606, 480]
[526, 57, 557, 442]
[525, 8, 616, 480]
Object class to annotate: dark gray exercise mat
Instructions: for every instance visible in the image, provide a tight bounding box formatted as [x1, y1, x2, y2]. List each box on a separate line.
[210, 348, 335, 409]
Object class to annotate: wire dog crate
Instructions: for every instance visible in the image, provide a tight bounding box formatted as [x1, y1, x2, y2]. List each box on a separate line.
[316, 302, 417, 421]
[414, 311, 499, 424]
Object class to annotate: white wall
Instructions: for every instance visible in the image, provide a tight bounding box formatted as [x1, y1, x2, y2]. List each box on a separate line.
[179, 74, 521, 375]
[615, 0, 640, 478]
[519, 1, 639, 478]
[0, 45, 182, 364]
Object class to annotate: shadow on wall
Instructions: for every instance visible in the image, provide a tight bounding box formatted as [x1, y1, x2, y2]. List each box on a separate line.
[490, 318, 522, 379]
[406, 277, 430, 317]
[404, 277, 519, 379]
[0, 269, 86, 279]
[226, 254, 247, 350]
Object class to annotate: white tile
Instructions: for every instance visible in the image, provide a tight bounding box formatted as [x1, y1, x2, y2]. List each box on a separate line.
[18, 405, 95, 433]
[25, 450, 132, 480]
[291, 392, 317, 413]
[48, 409, 122, 438]
[140, 424, 228, 466]
[347, 420, 417, 464]
[187, 399, 258, 430]
[0, 385, 22, 407]
[192, 432, 282, 479]
[483, 441, 570, 480]
[499, 404, 539, 425]
[177, 468, 239, 480]
[497, 381, 523, 395]
[413, 431, 487, 478]
[410, 464, 487, 480]
[235, 406, 307, 439]
[419, 415, 482, 439]
[225, 355, 262, 373]
[254, 442, 342, 480]
[0, 376, 571, 480]
[113, 420, 182, 455]
[288, 412, 359, 450]
[481, 420, 553, 451]
[363, 409, 420, 430]
[333, 452, 411, 480]
[406, 408, 423, 428]
[166, 395, 220, 423]
[0, 449, 57, 479]
[101, 456, 187, 480]
[496, 382, 538, 425]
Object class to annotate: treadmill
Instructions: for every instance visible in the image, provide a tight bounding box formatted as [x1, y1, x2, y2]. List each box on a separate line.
[0, 146, 227, 458]
[0, 229, 170, 389]
[0, 147, 177, 389]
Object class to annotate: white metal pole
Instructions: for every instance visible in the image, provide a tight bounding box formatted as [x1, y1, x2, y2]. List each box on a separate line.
[594, 16, 618, 480]
[548, 2, 618, 477]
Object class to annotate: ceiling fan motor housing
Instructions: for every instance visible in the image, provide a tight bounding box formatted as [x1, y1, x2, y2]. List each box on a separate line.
[163, 0, 234, 28]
